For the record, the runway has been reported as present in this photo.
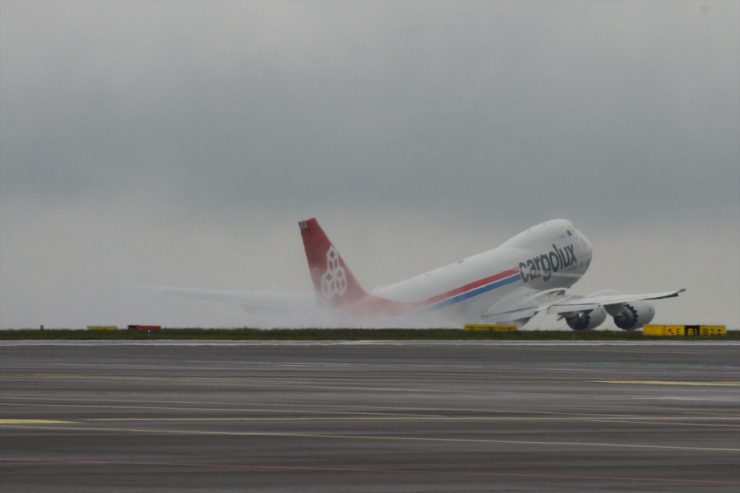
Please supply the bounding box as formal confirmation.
[2,341,739,492]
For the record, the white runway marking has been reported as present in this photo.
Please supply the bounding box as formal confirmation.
[80,416,740,427]
[0,401,440,417]
[596,380,740,387]
[2,423,739,454]
[0,419,73,424]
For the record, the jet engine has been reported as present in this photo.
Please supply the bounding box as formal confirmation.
[607,301,655,330]
[563,306,607,331]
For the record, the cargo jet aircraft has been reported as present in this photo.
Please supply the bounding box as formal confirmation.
[297,218,684,330]
[152,218,684,330]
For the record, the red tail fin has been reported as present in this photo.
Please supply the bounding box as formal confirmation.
[299,218,368,307]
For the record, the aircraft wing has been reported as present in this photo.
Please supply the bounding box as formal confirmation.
[481,288,571,323]
[545,288,686,314]
[483,288,685,323]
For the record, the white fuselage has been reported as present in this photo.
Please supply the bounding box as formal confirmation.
[373,219,593,321]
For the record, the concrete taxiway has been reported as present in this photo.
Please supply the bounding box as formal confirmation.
[1,341,739,492]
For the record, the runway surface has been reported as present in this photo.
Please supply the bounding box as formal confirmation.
[2,341,740,492]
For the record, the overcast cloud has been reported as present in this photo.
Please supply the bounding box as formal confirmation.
[1,1,738,328]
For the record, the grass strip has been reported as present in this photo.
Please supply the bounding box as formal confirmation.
[1,328,738,341]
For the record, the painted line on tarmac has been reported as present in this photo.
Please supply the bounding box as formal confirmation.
[5,405,740,425]
[81,415,740,423]
[120,427,740,453]
[596,380,740,387]
[3,424,739,454]
[81,416,740,430]
[0,402,444,418]
[10,395,740,418]
[0,419,74,424]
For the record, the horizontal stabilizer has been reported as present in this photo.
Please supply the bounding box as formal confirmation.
[122,284,315,310]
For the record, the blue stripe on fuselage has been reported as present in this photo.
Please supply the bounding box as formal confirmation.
[419,273,522,312]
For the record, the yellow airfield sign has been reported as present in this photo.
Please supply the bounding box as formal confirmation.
[643,324,726,337]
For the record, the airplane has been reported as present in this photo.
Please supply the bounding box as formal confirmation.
[297,217,684,330]
[146,218,684,330]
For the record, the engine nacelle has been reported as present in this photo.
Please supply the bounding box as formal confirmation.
[606,301,655,330]
[564,306,607,331]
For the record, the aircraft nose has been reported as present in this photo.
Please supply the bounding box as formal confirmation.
[580,230,592,253]
[577,230,593,270]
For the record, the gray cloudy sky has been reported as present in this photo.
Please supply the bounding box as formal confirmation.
[1,1,738,329]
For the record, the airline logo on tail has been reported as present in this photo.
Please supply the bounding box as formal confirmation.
[300,217,369,308]
[320,247,347,299]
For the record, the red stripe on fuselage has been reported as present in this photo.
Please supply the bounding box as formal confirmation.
[346,267,521,317]
[421,267,521,306]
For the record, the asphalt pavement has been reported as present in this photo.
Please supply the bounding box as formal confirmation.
[1,340,739,492]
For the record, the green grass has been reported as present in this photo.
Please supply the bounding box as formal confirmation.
[1,328,738,341]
